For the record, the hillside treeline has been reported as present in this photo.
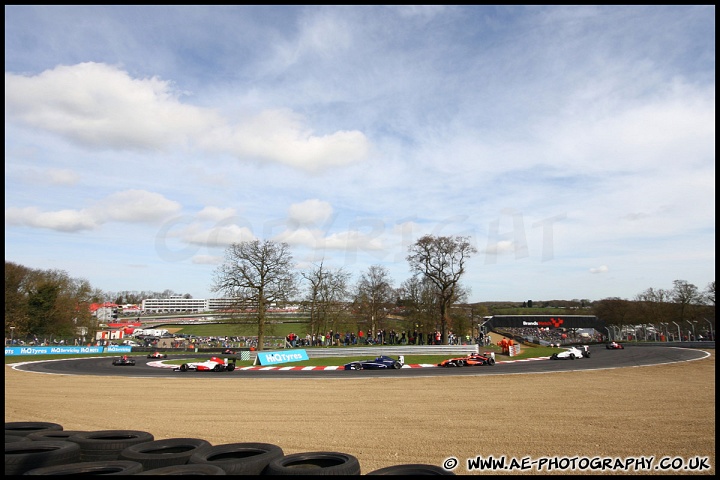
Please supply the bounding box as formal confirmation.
[4,261,714,343]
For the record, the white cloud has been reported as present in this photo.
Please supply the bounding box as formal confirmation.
[5,206,98,232]
[287,199,334,225]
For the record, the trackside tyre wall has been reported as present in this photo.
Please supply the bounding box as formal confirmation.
[5,440,81,475]
[67,430,154,462]
[264,451,361,475]
[5,435,32,443]
[119,437,212,469]
[4,421,64,437]
[27,430,88,441]
[22,460,144,475]
[142,463,228,475]
[188,442,284,474]
[366,463,456,475]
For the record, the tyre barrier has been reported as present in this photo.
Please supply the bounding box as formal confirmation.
[5,440,82,475]
[119,437,212,470]
[4,421,64,437]
[7,422,456,474]
[142,463,228,475]
[66,430,155,462]
[188,442,285,474]
[264,451,362,475]
[22,460,145,475]
[366,463,456,475]
[27,430,89,441]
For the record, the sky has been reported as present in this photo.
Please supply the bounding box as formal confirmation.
[4,5,715,303]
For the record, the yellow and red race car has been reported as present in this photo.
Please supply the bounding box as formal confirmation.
[437,352,495,367]
[147,351,168,359]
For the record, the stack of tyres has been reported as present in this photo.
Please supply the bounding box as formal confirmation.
[66,430,155,462]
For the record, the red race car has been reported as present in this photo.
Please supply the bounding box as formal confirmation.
[438,352,496,367]
[147,351,168,359]
[175,356,236,372]
[606,341,624,350]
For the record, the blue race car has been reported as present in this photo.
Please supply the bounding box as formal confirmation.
[344,355,403,370]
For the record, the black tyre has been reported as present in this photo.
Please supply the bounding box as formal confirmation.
[180,364,189,372]
[5,434,32,443]
[264,451,361,475]
[27,430,88,441]
[119,437,212,469]
[226,363,236,372]
[585,351,591,358]
[5,421,63,437]
[569,353,575,360]
[487,357,495,366]
[367,463,456,475]
[550,354,558,360]
[5,440,81,475]
[392,362,402,369]
[22,460,144,475]
[142,463,228,475]
[67,430,154,462]
[188,442,284,475]
[213,364,223,372]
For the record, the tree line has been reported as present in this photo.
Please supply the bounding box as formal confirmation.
[5,235,715,348]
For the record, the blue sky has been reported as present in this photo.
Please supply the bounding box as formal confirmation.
[5,5,715,302]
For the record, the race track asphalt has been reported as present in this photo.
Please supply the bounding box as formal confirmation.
[8,345,709,379]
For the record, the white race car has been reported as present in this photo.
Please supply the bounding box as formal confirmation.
[550,345,590,360]
[175,356,236,372]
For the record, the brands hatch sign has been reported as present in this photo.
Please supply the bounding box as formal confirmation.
[486,315,605,330]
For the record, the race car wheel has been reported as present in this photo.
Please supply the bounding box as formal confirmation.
[584,352,591,358]
[366,463,456,475]
[569,353,576,360]
[550,354,558,360]
[180,364,189,372]
[392,362,402,369]
[5,440,82,475]
[213,364,223,372]
[264,451,361,475]
[119,437,212,469]
[67,430,154,462]
[189,442,284,475]
[22,460,144,475]
[226,363,236,372]
[5,421,64,437]
[487,358,495,366]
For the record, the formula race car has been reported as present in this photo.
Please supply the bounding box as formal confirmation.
[147,351,168,359]
[344,355,404,370]
[175,356,236,372]
[438,352,496,367]
[550,345,590,360]
[606,341,624,350]
[112,355,136,366]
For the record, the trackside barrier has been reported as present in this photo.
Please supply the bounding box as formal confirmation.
[247,345,480,363]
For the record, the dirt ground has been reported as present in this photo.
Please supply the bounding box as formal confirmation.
[4,350,715,475]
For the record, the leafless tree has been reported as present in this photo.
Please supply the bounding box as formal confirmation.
[353,265,395,339]
[301,261,350,340]
[406,235,476,344]
[211,240,298,350]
